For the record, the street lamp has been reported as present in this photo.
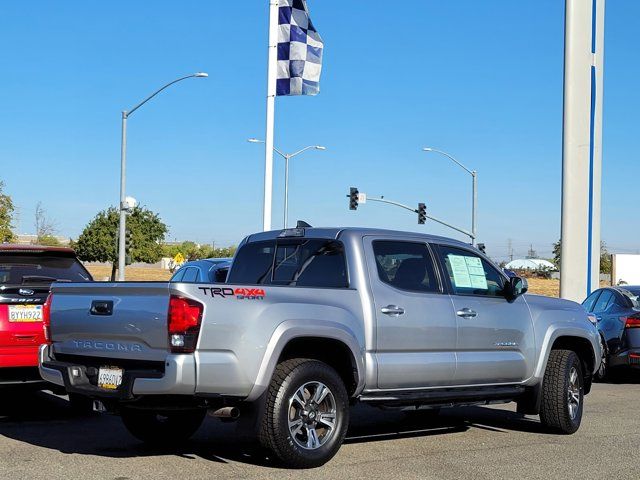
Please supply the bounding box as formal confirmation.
[248,139,325,228]
[422,147,477,244]
[118,72,208,281]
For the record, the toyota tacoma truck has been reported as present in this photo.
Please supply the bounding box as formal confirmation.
[0,244,92,389]
[39,227,600,468]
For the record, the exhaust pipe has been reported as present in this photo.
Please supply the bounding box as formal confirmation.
[209,406,240,419]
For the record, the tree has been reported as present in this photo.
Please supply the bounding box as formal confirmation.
[75,206,168,280]
[600,241,612,275]
[161,242,237,261]
[0,181,15,242]
[553,238,611,274]
[34,201,57,243]
[552,239,561,269]
[38,235,61,246]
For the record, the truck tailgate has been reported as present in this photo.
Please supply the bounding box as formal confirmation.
[50,282,171,362]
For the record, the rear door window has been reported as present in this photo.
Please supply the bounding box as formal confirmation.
[227,239,348,288]
[181,267,199,283]
[372,241,439,293]
[171,268,185,282]
[593,290,613,313]
[582,290,601,312]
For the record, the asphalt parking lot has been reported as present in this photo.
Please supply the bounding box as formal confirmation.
[1,374,638,480]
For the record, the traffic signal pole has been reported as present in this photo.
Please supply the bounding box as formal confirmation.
[348,188,475,243]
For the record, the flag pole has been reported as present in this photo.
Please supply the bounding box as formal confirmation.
[262,1,279,231]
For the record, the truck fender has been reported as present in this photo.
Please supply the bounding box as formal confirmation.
[244,319,365,402]
[532,326,600,381]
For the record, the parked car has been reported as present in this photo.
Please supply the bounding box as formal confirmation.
[0,244,92,389]
[581,286,640,379]
[170,258,232,284]
[40,227,599,468]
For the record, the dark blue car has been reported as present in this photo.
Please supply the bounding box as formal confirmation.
[170,258,232,284]
[582,286,640,379]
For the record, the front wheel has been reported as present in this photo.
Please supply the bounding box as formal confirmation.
[121,408,206,445]
[539,349,584,434]
[259,359,349,468]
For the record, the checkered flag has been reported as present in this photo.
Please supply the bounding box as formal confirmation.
[276,0,323,96]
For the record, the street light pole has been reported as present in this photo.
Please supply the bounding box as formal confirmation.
[283,153,291,228]
[118,111,128,281]
[423,147,478,245]
[117,72,208,281]
[248,139,325,228]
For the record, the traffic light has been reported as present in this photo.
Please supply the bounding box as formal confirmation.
[349,187,359,210]
[417,203,426,224]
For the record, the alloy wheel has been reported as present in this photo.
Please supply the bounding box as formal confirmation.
[567,366,581,419]
[287,381,337,450]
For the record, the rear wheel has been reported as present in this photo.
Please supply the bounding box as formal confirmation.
[258,359,349,468]
[121,408,206,445]
[539,349,584,434]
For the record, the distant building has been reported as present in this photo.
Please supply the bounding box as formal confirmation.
[505,258,556,271]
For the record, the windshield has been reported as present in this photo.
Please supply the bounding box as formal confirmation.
[0,254,91,285]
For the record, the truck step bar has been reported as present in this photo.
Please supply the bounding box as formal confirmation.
[359,385,526,406]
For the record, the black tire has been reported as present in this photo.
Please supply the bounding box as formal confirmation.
[121,408,206,445]
[258,359,349,468]
[594,335,608,382]
[539,349,584,434]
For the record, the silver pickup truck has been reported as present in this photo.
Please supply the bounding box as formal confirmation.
[39,227,600,468]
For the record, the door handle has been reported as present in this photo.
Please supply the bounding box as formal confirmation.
[596,316,602,321]
[381,305,405,316]
[456,308,477,318]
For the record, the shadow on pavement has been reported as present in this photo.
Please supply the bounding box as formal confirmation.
[0,391,548,468]
[600,368,640,385]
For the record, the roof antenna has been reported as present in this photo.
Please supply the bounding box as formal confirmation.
[296,220,312,228]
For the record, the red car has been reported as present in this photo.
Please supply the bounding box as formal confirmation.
[0,244,92,389]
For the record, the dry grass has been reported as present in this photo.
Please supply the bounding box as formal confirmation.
[525,278,560,297]
[86,265,172,282]
[85,265,588,298]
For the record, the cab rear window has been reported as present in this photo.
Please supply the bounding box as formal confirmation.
[0,254,91,285]
[227,239,348,288]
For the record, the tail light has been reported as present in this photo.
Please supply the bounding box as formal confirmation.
[168,296,203,353]
[623,315,640,329]
[43,293,53,344]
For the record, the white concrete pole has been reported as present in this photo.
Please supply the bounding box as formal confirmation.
[560,0,605,302]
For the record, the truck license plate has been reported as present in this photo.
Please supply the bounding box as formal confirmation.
[97,367,123,390]
[8,305,43,322]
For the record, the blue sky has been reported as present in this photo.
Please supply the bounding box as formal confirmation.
[0,1,638,261]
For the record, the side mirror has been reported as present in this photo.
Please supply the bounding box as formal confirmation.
[506,276,528,302]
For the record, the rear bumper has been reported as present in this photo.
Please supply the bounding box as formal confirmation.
[38,344,197,399]
[0,345,39,368]
[0,366,46,388]
[609,349,640,369]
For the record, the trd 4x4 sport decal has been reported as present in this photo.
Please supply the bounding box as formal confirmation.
[198,287,266,300]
